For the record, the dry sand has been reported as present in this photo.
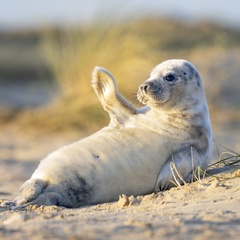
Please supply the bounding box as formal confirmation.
[0,126,240,240]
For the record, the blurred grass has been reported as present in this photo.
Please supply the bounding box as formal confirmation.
[1,17,240,133]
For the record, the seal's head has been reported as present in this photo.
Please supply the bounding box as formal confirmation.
[137,59,204,112]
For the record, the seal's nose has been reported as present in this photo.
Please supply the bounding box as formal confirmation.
[140,83,150,94]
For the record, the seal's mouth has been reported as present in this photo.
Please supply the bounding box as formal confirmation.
[137,83,151,104]
[137,82,166,105]
[137,90,148,105]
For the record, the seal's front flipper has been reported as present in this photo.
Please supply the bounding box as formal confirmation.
[155,147,203,191]
[91,66,118,110]
[92,67,137,127]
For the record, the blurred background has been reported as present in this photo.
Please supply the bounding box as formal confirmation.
[0,0,240,161]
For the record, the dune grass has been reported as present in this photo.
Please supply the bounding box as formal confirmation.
[29,19,156,132]
[209,145,240,168]
[6,17,239,133]
[168,143,240,190]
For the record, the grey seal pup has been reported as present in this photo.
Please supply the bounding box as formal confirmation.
[6,59,212,208]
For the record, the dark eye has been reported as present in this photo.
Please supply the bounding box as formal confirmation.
[164,74,175,82]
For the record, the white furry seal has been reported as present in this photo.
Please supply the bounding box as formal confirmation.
[7,59,212,208]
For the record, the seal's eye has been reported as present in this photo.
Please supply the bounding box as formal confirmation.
[164,74,175,82]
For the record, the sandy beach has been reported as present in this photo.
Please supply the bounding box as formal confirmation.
[0,124,239,240]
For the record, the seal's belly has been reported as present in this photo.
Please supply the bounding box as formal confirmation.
[32,127,174,203]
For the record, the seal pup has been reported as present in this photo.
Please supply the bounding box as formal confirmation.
[5,59,212,208]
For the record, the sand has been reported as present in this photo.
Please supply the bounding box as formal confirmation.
[0,126,240,240]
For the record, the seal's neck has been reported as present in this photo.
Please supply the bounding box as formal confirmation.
[144,103,209,140]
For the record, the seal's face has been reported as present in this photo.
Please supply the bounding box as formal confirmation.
[137,59,202,109]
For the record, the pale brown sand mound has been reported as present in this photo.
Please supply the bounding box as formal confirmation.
[0,167,240,239]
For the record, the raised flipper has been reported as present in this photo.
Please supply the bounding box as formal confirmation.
[92,67,137,128]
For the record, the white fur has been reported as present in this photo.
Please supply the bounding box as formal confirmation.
[7,59,211,208]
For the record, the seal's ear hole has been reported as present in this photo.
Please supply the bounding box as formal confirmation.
[182,71,187,76]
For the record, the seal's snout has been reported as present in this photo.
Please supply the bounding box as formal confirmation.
[140,83,150,94]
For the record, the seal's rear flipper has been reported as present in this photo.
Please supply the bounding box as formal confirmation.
[12,192,63,210]
[2,179,65,209]
[0,178,46,209]
[14,178,46,206]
